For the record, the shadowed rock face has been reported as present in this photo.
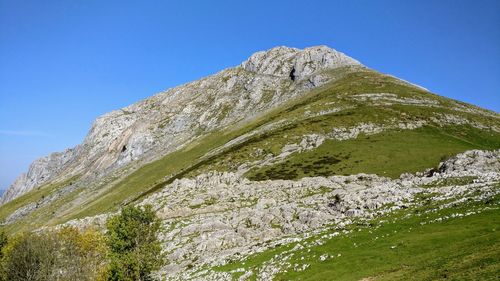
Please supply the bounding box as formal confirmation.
[1,45,362,205]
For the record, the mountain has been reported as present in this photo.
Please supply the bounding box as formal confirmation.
[0,46,361,205]
[1,46,499,280]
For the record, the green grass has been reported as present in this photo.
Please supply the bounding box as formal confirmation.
[279,202,499,280]
[280,196,500,281]
[246,125,500,180]
[0,175,79,223]
[214,192,500,281]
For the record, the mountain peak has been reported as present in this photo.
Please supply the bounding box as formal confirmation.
[241,45,361,79]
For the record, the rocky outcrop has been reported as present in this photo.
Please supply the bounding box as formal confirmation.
[241,45,360,79]
[1,46,363,205]
[55,149,500,280]
[438,149,499,174]
[143,150,500,279]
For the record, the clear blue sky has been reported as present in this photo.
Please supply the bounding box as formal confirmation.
[1,0,499,189]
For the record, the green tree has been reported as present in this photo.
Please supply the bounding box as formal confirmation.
[106,205,164,281]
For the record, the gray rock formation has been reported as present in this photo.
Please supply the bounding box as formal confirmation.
[241,45,359,79]
[1,46,362,205]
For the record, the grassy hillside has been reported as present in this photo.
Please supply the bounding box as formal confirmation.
[181,70,500,179]
[0,175,79,228]
[1,67,499,234]
[214,185,500,281]
[246,125,500,180]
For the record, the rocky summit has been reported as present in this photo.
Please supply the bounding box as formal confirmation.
[1,45,499,280]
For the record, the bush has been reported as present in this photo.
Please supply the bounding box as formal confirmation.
[106,205,164,281]
[0,231,7,260]
[0,227,108,281]
[0,205,164,281]
[1,231,58,281]
[55,227,109,281]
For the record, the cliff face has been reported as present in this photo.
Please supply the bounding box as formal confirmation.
[1,46,361,205]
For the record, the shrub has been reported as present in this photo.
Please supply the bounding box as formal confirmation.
[0,205,164,281]
[0,227,108,281]
[106,205,164,281]
[55,227,109,281]
[1,232,58,281]
[0,231,7,260]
